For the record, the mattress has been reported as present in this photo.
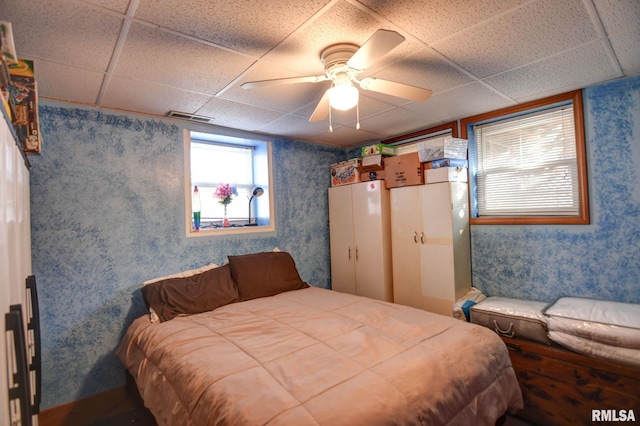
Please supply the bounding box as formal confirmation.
[470,297,550,345]
[117,286,523,425]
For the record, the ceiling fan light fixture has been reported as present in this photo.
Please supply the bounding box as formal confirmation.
[328,83,359,111]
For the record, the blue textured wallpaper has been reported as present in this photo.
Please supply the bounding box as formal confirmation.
[30,102,344,409]
[470,75,640,303]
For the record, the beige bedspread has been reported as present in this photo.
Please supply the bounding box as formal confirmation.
[117,286,523,425]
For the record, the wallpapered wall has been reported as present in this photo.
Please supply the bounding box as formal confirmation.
[30,102,344,409]
[471,75,640,303]
[29,75,639,410]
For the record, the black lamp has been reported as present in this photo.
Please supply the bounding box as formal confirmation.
[246,187,264,226]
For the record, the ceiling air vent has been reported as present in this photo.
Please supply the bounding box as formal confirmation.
[167,110,214,123]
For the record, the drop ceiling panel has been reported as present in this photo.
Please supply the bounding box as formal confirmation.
[358,0,529,45]
[2,0,121,71]
[485,42,622,102]
[593,0,640,37]
[102,77,213,116]
[610,31,640,75]
[32,61,105,105]
[196,97,285,132]
[84,0,131,14]
[432,0,599,78]
[134,0,329,58]
[113,23,255,95]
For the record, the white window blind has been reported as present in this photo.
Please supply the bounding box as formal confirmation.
[475,105,578,216]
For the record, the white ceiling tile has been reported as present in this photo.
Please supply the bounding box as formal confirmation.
[610,30,640,76]
[433,0,599,78]
[485,42,622,102]
[593,0,640,37]
[113,23,255,95]
[404,82,515,123]
[1,0,122,71]
[32,61,104,105]
[196,97,284,132]
[83,0,131,14]
[134,0,329,57]
[102,77,212,116]
[359,0,529,44]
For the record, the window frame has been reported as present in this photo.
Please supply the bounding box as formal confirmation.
[461,90,589,225]
[183,129,275,237]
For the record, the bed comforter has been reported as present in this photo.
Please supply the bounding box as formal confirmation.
[117,286,522,425]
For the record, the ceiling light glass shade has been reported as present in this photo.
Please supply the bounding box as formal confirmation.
[329,83,359,111]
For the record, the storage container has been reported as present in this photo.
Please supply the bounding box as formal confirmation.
[417,136,467,162]
[470,297,550,344]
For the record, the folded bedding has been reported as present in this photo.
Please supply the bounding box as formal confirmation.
[544,297,640,349]
[118,286,523,425]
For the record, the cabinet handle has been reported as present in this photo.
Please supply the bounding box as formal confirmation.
[413,231,418,243]
[420,232,425,244]
[355,246,359,261]
[348,247,351,260]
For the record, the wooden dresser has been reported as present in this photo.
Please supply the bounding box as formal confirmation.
[501,336,640,425]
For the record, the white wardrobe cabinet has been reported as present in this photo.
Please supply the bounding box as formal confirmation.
[390,182,471,316]
[328,181,393,302]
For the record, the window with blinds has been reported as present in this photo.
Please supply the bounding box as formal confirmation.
[461,90,589,225]
[475,105,578,216]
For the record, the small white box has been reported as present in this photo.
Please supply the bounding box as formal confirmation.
[417,136,468,162]
[424,167,468,184]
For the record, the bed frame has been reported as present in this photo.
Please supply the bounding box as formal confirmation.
[501,336,640,425]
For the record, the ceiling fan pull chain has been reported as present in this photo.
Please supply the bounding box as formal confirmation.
[356,102,361,130]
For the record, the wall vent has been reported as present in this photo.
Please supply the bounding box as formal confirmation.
[167,110,214,123]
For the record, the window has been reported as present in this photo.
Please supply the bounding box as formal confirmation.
[184,130,274,235]
[461,90,589,225]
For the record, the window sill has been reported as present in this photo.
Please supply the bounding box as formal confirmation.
[187,224,275,237]
[470,215,590,225]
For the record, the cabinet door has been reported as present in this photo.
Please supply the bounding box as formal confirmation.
[328,185,356,294]
[420,183,456,303]
[390,186,423,308]
[351,181,388,301]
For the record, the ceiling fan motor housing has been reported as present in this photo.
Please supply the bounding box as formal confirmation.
[321,44,359,78]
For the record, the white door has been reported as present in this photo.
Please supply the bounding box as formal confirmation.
[328,185,356,294]
[390,186,423,308]
[352,181,387,301]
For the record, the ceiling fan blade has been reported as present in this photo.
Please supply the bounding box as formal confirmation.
[309,90,331,122]
[242,75,328,89]
[359,77,432,102]
[347,30,405,71]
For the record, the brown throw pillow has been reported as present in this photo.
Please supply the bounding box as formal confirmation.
[227,251,309,301]
[141,264,239,322]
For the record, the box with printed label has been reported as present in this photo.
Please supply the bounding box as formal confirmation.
[417,136,467,162]
[330,159,361,186]
[8,58,41,153]
[384,153,423,189]
[424,158,468,169]
[361,143,397,157]
[424,166,468,184]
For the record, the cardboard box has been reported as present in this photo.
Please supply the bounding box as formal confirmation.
[417,136,467,162]
[361,143,397,157]
[357,154,384,173]
[384,153,424,189]
[424,166,468,184]
[424,158,468,169]
[360,170,385,182]
[8,59,41,153]
[330,158,361,186]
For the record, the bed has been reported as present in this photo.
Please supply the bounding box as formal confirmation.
[117,251,523,425]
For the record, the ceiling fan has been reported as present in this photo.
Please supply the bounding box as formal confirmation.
[241,29,432,129]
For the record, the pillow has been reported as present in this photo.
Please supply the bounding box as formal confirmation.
[143,263,219,322]
[227,251,309,301]
[141,264,239,322]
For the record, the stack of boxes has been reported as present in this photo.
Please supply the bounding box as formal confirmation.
[418,136,468,184]
[329,136,468,188]
[329,143,397,187]
[1,21,42,153]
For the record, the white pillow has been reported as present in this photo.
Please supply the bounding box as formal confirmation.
[142,263,219,322]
